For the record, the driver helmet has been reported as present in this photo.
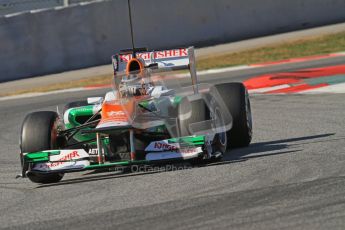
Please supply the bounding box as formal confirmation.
[118,73,154,97]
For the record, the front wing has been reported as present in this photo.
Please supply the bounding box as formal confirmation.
[22,136,205,176]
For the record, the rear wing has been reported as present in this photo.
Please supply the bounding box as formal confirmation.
[111,47,198,93]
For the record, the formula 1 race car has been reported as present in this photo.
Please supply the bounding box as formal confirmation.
[19,47,252,184]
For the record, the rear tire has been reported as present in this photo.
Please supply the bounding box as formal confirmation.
[20,111,65,184]
[213,83,252,148]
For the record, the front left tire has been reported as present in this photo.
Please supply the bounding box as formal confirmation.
[20,111,65,184]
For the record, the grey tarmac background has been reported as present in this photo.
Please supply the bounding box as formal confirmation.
[1,56,345,229]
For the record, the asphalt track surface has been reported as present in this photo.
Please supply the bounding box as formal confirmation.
[1,57,345,230]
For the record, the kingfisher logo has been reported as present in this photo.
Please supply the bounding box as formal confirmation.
[119,49,188,62]
[145,140,186,152]
[150,142,179,151]
[47,151,80,168]
[33,150,90,171]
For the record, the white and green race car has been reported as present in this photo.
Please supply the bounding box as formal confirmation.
[19,47,252,184]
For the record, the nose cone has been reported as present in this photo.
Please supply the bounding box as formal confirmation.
[97,101,133,129]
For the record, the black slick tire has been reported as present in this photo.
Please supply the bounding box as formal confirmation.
[213,83,252,148]
[20,111,64,184]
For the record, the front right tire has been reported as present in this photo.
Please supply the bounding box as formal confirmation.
[177,96,227,164]
[213,83,252,148]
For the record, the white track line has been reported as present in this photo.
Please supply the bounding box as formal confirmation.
[174,65,253,78]
[0,88,85,101]
[299,83,345,94]
[198,65,254,75]
[249,83,345,95]
[248,84,291,93]
[1,65,256,101]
